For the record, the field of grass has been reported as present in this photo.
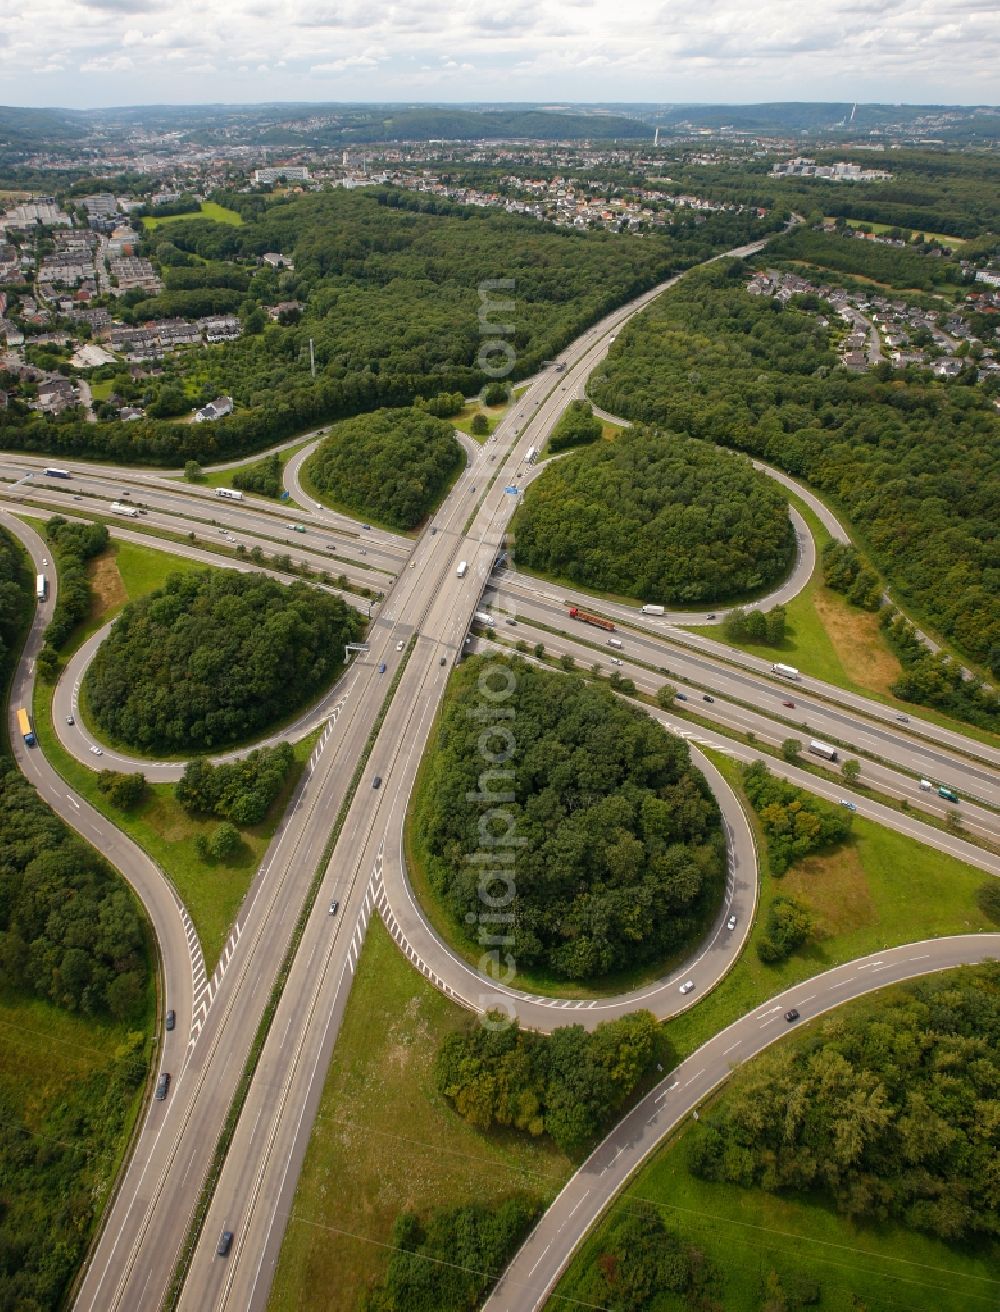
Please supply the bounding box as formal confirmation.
[141,200,243,230]
[663,750,991,1062]
[267,919,573,1312]
[451,398,509,442]
[32,673,317,968]
[831,216,967,249]
[32,536,319,965]
[0,989,156,1308]
[557,1081,998,1312]
[201,439,315,492]
[90,377,115,402]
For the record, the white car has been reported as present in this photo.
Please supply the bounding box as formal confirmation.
[396,640,405,651]
[89,744,103,756]
[610,657,623,666]
[679,980,695,995]
[727,914,737,931]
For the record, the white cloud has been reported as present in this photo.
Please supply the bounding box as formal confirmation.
[0,0,995,104]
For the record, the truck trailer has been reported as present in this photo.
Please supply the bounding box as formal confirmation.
[568,606,615,632]
[808,739,838,762]
[35,574,47,602]
[641,604,665,616]
[216,487,245,501]
[772,662,800,680]
[16,708,34,746]
[473,611,496,628]
[110,501,140,518]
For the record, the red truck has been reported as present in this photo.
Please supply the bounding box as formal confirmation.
[568,606,615,632]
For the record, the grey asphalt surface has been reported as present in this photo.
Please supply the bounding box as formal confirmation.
[487,579,1000,796]
[476,611,1000,854]
[483,933,1000,1312]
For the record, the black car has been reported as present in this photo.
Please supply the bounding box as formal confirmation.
[372,775,382,789]
[675,692,687,701]
[703,694,715,703]
[784,1008,800,1023]
[217,1230,233,1258]
[155,1072,170,1100]
[165,1009,175,1032]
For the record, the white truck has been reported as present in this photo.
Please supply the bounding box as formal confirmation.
[808,739,838,762]
[110,501,140,518]
[456,561,468,578]
[525,445,537,464]
[473,611,496,628]
[772,662,800,680]
[642,604,665,616]
[216,487,244,501]
[35,573,47,601]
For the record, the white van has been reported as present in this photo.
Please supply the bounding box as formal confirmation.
[456,561,468,578]
[608,637,623,649]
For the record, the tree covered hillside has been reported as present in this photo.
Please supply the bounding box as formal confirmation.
[589,262,1000,674]
[413,656,724,981]
[304,407,463,530]
[84,570,362,752]
[514,428,794,605]
[0,189,775,467]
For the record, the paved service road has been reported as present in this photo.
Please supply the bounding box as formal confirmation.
[483,933,1000,1312]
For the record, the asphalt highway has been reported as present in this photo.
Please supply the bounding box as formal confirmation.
[1,227,993,1312]
[483,933,1000,1312]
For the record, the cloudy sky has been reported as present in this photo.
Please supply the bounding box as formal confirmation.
[2,0,998,109]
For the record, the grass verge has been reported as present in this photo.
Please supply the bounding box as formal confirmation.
[32,673,318,970]
[663,749,992,1062]
[200,438,316,492]
[267,918,573,1312]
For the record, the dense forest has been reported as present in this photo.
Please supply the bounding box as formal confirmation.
[0,764,148,1017]
[0,528,151,1309]
[84,570,362,752]
[741,761,853,876]
[569,1204,723,1312]
[437,1011,659,1151]
[637,148,1000,239]
[765,226,964,291]
[514,428,795,605]
[413,657,724,981]
[688,964,1000,1244]
[0,527,29,683]
[42,516,109,652]
[547,399,603,453]
[589,262,1000,676]
[175,743,294,825]
[0,189,774,466]
[304,408,463,530]
[362,1196,539,1312]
